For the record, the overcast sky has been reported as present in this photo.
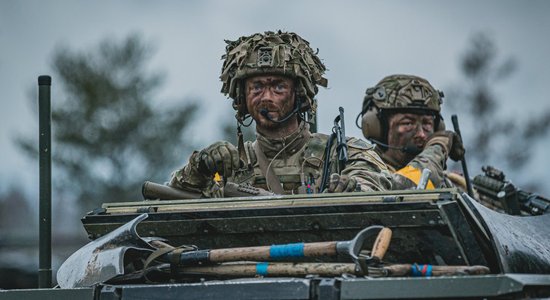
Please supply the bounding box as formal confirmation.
[1,0,550,201]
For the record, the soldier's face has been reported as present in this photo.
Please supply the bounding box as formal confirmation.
[245,75,295,129]
[386,113,435,163]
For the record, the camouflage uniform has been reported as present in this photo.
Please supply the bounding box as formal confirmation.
[170,122,392,195]
[169,31,392,195]
[358,74,464,190]
[378,143,450,189]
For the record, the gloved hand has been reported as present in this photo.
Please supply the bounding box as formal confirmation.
[425,131,465,161]
[196,141,241,178]
[326,173,358,193]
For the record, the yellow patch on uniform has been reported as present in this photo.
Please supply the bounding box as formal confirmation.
[396,165,435,189]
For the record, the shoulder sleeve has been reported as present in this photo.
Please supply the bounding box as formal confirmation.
[346,137,374,150]
[346,137,387,172]
[339,137,392,191]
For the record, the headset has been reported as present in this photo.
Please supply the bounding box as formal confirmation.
[357,99,445,154]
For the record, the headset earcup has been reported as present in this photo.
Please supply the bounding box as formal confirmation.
[436,117,445,132]
[361,106,382,141]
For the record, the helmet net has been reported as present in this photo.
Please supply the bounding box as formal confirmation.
[220,30,328,122]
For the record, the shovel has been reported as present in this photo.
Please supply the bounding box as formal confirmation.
[57,213,154,288]
[57,213,390,288]
[164,226,392,267]
[114,227,392,283]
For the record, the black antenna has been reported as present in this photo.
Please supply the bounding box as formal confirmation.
[38,75,52,288]
[451,114,474,197]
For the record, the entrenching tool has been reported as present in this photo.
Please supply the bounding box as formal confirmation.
[132,227,392,281]
[163,226,392,268]
[57,214,154,288]
[150,227,487,278]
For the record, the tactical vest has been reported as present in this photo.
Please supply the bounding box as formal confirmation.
[232,133,329,194]
[232,132,384,194]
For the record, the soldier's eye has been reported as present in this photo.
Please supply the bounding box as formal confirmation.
[399,121,415,131]
[274,83,288,92]
[422,119,435,131]
[422,123,434,132]
[251,83,264,93]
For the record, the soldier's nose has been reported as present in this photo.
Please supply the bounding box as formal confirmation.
[259,98,274,107]
[414,127,429,139]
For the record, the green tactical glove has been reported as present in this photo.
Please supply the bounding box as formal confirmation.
[425,130,465,161]
[326,173,358,193]
[196,141,241,178]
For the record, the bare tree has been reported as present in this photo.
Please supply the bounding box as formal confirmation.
[448,32,550,192]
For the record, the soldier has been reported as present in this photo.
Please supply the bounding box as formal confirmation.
[169,31,392,196]
[357,74,465,189]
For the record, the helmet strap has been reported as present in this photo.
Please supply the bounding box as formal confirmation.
[294,94,303,121]
[377,108,390,150]
[237,114,254,127]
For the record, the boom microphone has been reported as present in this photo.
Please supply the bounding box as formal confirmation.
[369,138,422,155]
[260,105,300,124]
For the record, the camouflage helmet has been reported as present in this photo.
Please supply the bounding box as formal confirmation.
[220,30,328,122]
[360,74,445,143]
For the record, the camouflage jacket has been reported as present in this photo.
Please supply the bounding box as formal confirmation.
[376,144,451,189]
[170,122,392,195]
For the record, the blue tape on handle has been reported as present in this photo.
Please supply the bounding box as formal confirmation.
[411,264,432,277]
[269,243,305,259]
[256,262,269,276]
[411,264,421,277]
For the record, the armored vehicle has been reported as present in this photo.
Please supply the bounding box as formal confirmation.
[1,76,549,300]
[2,187,550,299]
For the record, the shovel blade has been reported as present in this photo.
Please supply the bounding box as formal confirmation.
[57,213,152,288]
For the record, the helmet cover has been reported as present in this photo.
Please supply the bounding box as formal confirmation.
[361,74,445,142]
[220,30,328,121]
[362,74,443,114]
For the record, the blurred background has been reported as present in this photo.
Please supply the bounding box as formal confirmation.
[1,0,549,288]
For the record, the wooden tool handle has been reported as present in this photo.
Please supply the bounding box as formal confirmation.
[177,262,490,278]
[180,262,357,277]
[209,241,338,263]
[386,264,490,276]
[371,227,392,260]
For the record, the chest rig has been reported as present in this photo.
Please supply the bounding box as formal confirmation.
[233,133,330,195]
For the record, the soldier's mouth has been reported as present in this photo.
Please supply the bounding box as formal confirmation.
[258,107,279,117]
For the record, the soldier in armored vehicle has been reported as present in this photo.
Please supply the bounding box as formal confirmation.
[169,31,393,196]
[357,74,465,190]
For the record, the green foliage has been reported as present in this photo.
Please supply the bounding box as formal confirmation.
[16,34,198,210]
[449,33,516,162]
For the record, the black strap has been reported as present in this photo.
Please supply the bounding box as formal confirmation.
[357,256,370,276]
[143,246,174,283]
